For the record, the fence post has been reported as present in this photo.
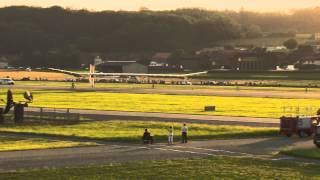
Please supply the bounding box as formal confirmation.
[296,106,300,117]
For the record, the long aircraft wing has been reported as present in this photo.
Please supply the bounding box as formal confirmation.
[48,68,208,78]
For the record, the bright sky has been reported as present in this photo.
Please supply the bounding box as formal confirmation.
[0,0,319,12]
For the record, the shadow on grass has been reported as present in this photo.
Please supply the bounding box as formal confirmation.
[0,130,279,145]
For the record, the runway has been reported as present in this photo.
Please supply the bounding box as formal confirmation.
[0,133,316,172]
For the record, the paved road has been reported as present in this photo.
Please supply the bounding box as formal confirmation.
[26,107,279,127]
[5,85,320,99]
[0,133,317,172]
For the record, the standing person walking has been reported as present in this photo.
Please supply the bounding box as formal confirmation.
[181,123,188,143]
[168,126,174,145]
[71,82,76,89]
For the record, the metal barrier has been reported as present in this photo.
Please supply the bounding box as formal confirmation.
[24,107,80,122]
[282,106,320,118]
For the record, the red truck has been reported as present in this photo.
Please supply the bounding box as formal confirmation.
[280,116,319,137]
[314,125,320,148]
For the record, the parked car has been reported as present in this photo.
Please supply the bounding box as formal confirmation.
[0,78,15,85]
[20,77,31,81]
[127,76,139,83]
[180,81,192,85]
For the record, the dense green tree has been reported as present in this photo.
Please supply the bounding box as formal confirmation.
[243,25,262,38]
[0,6,320,68]
[283,39,298,50]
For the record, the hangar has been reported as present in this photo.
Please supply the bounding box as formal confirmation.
[96,61,148,73]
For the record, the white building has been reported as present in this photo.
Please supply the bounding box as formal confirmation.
[302,60,320,66]
[276,65,296,71]
[150,52,171,67]
[266,46,289,53]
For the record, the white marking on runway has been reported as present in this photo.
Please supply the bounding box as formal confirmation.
[154,147,214,156]
[172,145,254,156]
[271,157,294,161]
[111,145,130,148]
[150,144,255,157]
[109,144,299,163]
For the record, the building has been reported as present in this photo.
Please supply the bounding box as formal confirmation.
[237,56,264,71]
[0,62,8,69]
[301,57,320,66]
[302,60,320,66]
[96,61,148,73]
[205,50,244,69]
[276,65,296,71]
[150,52,171,67]
[196,47,225,55]
[0,56,8,69]
[148,66,182,73]
[266,46,289,53]
[179,56,212,72]
[123,63,148,73]
[296,55,320,70]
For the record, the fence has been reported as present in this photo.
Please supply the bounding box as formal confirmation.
[24,107,80,122]
[282,106,320,117]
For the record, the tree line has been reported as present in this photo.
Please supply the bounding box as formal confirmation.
[0,6,319,67]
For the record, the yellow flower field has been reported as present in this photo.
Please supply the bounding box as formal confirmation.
[4,90,318,118]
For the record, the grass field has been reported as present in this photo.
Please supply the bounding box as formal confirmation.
[14,80,320,90]
[0,120,278,143]
[204,71,320,81]
[1,156,319,179]
[0,135,95,151]
[3,89,320,118]
[281,148,320,160]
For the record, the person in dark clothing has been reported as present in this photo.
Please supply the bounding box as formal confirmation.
[4,89,14,114]
[71,82,76,89]
[142,129,153,144]
[181,123,188,143]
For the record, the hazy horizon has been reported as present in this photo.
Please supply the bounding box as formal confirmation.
[0,0,319,12]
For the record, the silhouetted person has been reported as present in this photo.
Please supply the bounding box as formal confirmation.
[142,129,153,144]
[7,89,13,104]
[181,123,188,143]
[4,89,14,113]
[71,82,75,89]
[168,126,174,144]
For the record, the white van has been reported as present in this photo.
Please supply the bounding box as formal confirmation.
[0,78,15,85]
